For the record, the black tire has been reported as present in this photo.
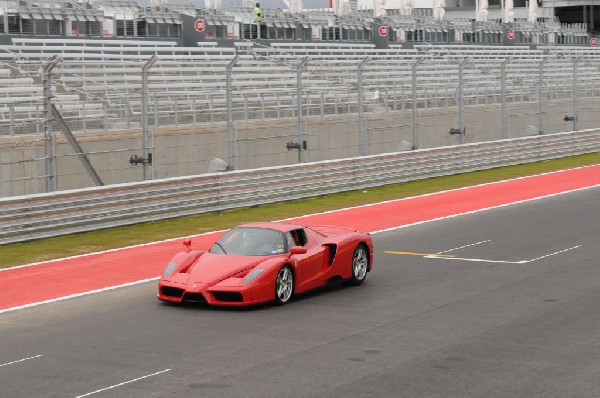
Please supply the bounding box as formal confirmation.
[274,265,295,305]
[348,244,369,286]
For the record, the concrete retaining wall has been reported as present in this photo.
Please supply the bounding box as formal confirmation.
[2,98,599,197]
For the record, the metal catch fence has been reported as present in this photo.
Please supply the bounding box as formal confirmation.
[2,50,600,197]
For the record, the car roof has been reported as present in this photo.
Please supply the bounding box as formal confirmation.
[235,221,304,233]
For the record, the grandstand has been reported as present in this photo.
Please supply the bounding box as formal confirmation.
[1,34,600,139]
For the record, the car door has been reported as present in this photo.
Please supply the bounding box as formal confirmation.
[290,228,328,292]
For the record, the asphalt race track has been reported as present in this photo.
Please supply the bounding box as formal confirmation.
[1,186,599,397]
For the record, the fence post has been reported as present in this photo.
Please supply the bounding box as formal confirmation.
[538,58,548,134]
[296,57,309,163]
[82,104,87,132]
[347,88,351,113]
[357,57,370,156]
[226,55,239,170]
[411,59,423,149]
[501,58,510,139]
[334,93,338,114]
[43,55,60,193]
[125,98,131,129]
[9,104,15,135]
[103,101,108,130]
[153,93,159,128]
[276,93,281,118]
[36,105,40,134]
[320,92,324,117]
[571,58,580,131]
[192,98,197,124]
[457,58,469,145]
[141,54,157,181]
[384,87,389,111]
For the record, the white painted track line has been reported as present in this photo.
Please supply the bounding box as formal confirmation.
[436,240,492,254]
[371,183,600,235]
[75,369,171,397]
[425,245,581,264]
[0,277,160,315]
[523,245,581,263]
[425,256,526,264]
[0,355,42,368]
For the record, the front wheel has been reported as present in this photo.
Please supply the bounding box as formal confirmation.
[349,244,369,286]
[274,265,295,305]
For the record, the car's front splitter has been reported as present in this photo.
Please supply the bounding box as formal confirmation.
[157,279,275,306]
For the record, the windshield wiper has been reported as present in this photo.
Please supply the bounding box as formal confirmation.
[214,242,227,254]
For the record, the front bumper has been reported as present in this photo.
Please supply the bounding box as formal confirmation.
[157,280,274,306]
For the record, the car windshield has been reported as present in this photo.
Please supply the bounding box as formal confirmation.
[209,227,288,256]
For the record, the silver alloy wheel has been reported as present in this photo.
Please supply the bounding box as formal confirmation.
[353,247,368,281]
[276,266,293,303]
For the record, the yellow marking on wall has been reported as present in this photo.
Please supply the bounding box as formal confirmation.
[384,251,456,258]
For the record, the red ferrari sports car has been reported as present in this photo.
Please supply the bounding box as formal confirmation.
[157,221,373,306]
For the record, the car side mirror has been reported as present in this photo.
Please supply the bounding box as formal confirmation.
[183,239,192,252]
[290,246,307,255]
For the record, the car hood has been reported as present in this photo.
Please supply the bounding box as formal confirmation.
[188,253,270,285]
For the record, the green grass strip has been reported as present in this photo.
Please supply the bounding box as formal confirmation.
[1,152,599,269]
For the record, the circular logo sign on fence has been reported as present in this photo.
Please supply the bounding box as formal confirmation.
[379,26,388,37]
[195,19,205,32]
[590,37,598,47]
[507,30,515,40]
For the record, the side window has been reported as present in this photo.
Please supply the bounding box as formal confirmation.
[290,229,307,246]
[285,232,296,251]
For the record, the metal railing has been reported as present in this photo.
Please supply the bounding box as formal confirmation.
[1,128,599,245]
[3,51,600,198]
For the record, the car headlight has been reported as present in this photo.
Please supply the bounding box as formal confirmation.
[163,262,178,278]
[242,268,264,284]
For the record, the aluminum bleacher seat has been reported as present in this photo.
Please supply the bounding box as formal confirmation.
[11,38,178,47]
[1,42,239,62]
[413,44,544,60]
[271,42,376,49]
[538,45,600,58]
[0,32,596,136]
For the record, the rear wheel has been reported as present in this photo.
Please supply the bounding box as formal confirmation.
[349,244,369,286]
[274,265,294,305]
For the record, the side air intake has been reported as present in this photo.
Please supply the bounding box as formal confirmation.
[325,244,337,266]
